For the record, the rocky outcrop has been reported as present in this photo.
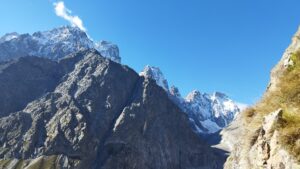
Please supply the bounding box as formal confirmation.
[222,110,300,169]
[269,26,300,91]
[0,49,225,169]
[139,65,169,91]
[222,26,300,169]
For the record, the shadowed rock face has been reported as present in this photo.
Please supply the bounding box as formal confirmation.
[0,49,225,169]
[0,56,64,117]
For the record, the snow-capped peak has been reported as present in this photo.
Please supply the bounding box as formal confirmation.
[184,91,240,133]
[32,25,92,46]
[139,65,169,91]
[185,90,204,102]
[0,26,121,63]
[139,65,241,134]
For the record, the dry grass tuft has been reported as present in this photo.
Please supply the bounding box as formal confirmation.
[240,51,300,162]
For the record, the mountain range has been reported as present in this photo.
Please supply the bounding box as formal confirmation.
[0,26,232,169]
[0,26,241,135]
[2,24,299,169]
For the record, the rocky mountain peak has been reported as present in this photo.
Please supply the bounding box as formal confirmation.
[139,65,241,134]
[185,90,202,101]
[32,25,91,45]
[94,40,121,63]
[139,65,169,91]
[184,90,239,133]
[169,85,181,98]
[0,26,121,63]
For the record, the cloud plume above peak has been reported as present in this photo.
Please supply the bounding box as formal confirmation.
[53,1,86,32]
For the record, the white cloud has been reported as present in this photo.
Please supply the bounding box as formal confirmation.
[53,1,86,32]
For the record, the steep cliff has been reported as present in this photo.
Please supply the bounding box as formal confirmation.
[221,27,300,169]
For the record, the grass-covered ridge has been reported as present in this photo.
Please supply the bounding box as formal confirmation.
[0,156,58,169]
[243,51,300,162]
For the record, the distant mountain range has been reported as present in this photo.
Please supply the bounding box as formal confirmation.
[0,26,120,63]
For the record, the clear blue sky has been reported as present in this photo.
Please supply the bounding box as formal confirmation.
[1,0,300,104]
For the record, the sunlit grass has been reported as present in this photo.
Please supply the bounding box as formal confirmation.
[241,51,300,162]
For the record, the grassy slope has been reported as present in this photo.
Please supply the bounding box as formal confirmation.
[242,51,300,162]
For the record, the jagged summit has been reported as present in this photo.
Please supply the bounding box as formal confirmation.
[139,65,169,91]
[94,40,121,63]
[0,26,121,63]
[170,85,181,98]
[32,26,92,47]
[185,90,208,102]
[184,90,239,133]
[139,65,240,134]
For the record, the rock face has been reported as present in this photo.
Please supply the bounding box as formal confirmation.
[184,91,239,134]
[221,27,300,169]
[140,65,241,134]
[0,26,121,63]
[269,26,300,91]
[222,110,300,169]
[94,41,121,63]
[0,49,225,169]
[139,65,169,91]
[0,57,64,117]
